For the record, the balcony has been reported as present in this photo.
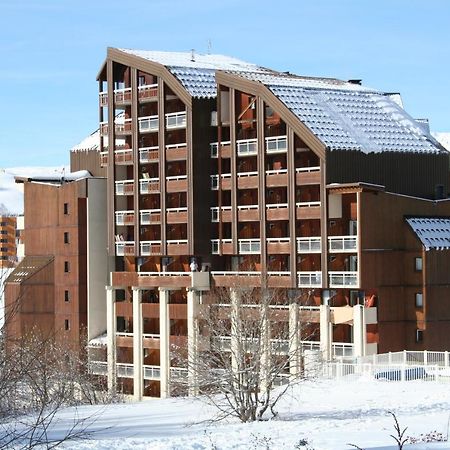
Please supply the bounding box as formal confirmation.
[210,141,231,158]
[167,239,188,255]
[99,92,108,107]
[211,270,261,287]
[297,237,321,253]
[328,236,358,253]
[266,203,289,221]
[237,204,259,221]
[139,115,158,133]
[143,365,160,380]
[329,271,358,288]
[166,175,187,193]
[139,146,159,163]
[237,171,258,189]
[139,178,160,194]
[166,143,187,161]
[115,210,135,226]
[296,166,321,185]
[267,237,290,254]
[115,118,132,135]
[167,207,188,223]
[138,271,209,290]
[100,151,108,166]
[117,363,134,378]
[165,111,186,129]
[265,135,287,153]
[211,239,232,254]
[211,206,232,222]
[114,87,132,105]
[266,169,288,187]
[140,240,162,256]
[88,361,107,375]
[237,138,257,156]
[140,209,161,225]
[116,241,135,256]
[296,201,321,220]
[239,239,260,254]
[100,121,108,136]
[211,173,232,190]
[114,148,133,165]
[115,180,134,196]
[298,271,322,287]
[138,83,158,102]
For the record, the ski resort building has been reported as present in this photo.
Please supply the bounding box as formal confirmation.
[83,47,450,399]
[0,215,17,268]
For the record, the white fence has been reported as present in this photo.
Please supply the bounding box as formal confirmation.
[359,350,450,367]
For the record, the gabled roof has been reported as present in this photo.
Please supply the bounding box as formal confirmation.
[406,218,450,250]
[6,256,54,283]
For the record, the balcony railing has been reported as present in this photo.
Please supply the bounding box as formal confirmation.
[139,146,159,163]
[140,240,162,256]
[239,239,260,254]
[210,141,231,158]
[296,166,320,173]
[115,180,134,196]
[116,363,134,378]
[100,151,108,166]
[165,111,186,129]
[140,209,161,225]
[329,271,358,287]
[266,168,287,175]
[167,207,187,214]
[114,87,132,104]
[297,237,321,253]
[138,83,158,101]
[166,175,187,182]
[139,115,158,133]
[211,239,232,254]
[266,237,290,244]
[88,361,107,375]
[237,138,257,156]
[99,92,108,107]
[298,271,322,287]
[167,239,188,245]
[296,201,321,208]
[115,210,134,226]
[100,121,108,136]
[114,148,133,164]
[237,171,258,178]
[265,135,287,153]
[116,241,135,256]
[139,178,160,194]
[238,204,258,211]
[266,203,288,210]
[143,365,160,380]
[211,173,231,190]
[328,235,358,252]
[115,118,132,134]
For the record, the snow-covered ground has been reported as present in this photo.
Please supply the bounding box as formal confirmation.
[42,378,450,449]
[0,166,68,214]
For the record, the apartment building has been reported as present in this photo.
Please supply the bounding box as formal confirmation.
[0,216,17,268]
[4,171,109,357]
[90,48,449,399]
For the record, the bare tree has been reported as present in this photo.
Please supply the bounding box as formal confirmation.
[171,285,319,422]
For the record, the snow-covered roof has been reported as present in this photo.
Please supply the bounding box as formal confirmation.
[71,129,100,151]
[432,132,450,151]
[88,332,107,347]
[16,169,92,184]
[406,218,450,250]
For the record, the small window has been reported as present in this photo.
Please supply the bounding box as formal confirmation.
[64,261,70,273]
[64,290,70,302]
[416,329,423,343]
[414,257,423,272]
[64,319,70,331]
[63,203,69,215]
[415,293,423,308]
[64,232,69,244]
[138,76,145,86]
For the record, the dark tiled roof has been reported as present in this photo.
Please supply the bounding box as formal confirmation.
[406,218,450,250]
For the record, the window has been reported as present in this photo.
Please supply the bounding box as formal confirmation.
[416,329,423,343]
[414,257,423,272]
[138,76,145,86]
[63,203,69,215]
[64,319,70,331]
[415,293,423,308]
[64,232,69,244]
[322,289,336,306]
[64,261,70,273]
[350,290,365,306]
[64,290,70,302]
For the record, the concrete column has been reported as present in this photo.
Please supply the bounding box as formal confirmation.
[353,304,366,358]
[132,287,143,400]
[106,286,116,394]
[320,304,332,361]
[187,288,200,396]
[159,288,170,398]
[289,300,300,377]
[230,288,241,377]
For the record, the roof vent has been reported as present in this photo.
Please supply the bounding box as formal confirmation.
[191,49,195,62]
[348,79,362,85]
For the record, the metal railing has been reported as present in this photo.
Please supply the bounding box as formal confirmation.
[210,173,231,190]
[115,118,132,134]
[265,135,287,153]
[237,138,258,156]
[295,166,320,173]
[116,363,134,378]
[99,92,108,107]
[115,241,135,256]
[165,111,186,129]
[266,169,287,175]
[210,141,231,158]
[140,209,161,225]
[88,361,107,375]
[239,239,261,254]
[139,115,159,132]
[297,237,321,253]
[296,201,321,208]
[115,210,134,226]
[115,180,134,196]
[329,271,358,287]
[328,235,358,252]
[143,365,160,379]
[138,83,158,100]
[140,240,162,255]
[298,271,322,287]
[139,146,159,163]
[114,87,132,103]
[139,178,160,194]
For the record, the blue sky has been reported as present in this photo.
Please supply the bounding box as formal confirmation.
[1,0,449,167]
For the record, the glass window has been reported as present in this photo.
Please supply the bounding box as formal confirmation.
[64,319,70,331]
[415,257,423,271]
[415,293,423,308]
[64,203,69,215]
[64,290,70,302]
[416,329,423,343]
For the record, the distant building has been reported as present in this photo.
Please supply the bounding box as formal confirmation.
[0,215,17,268]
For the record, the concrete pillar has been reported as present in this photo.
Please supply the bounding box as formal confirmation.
[159,288,170,398]
[187,288,200,396]
[289,300,300,377]
[106,286,116,394]
[230,288,241,377]
[353,304,366,358]
[320,304,332,361]
[132,287,143,400]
